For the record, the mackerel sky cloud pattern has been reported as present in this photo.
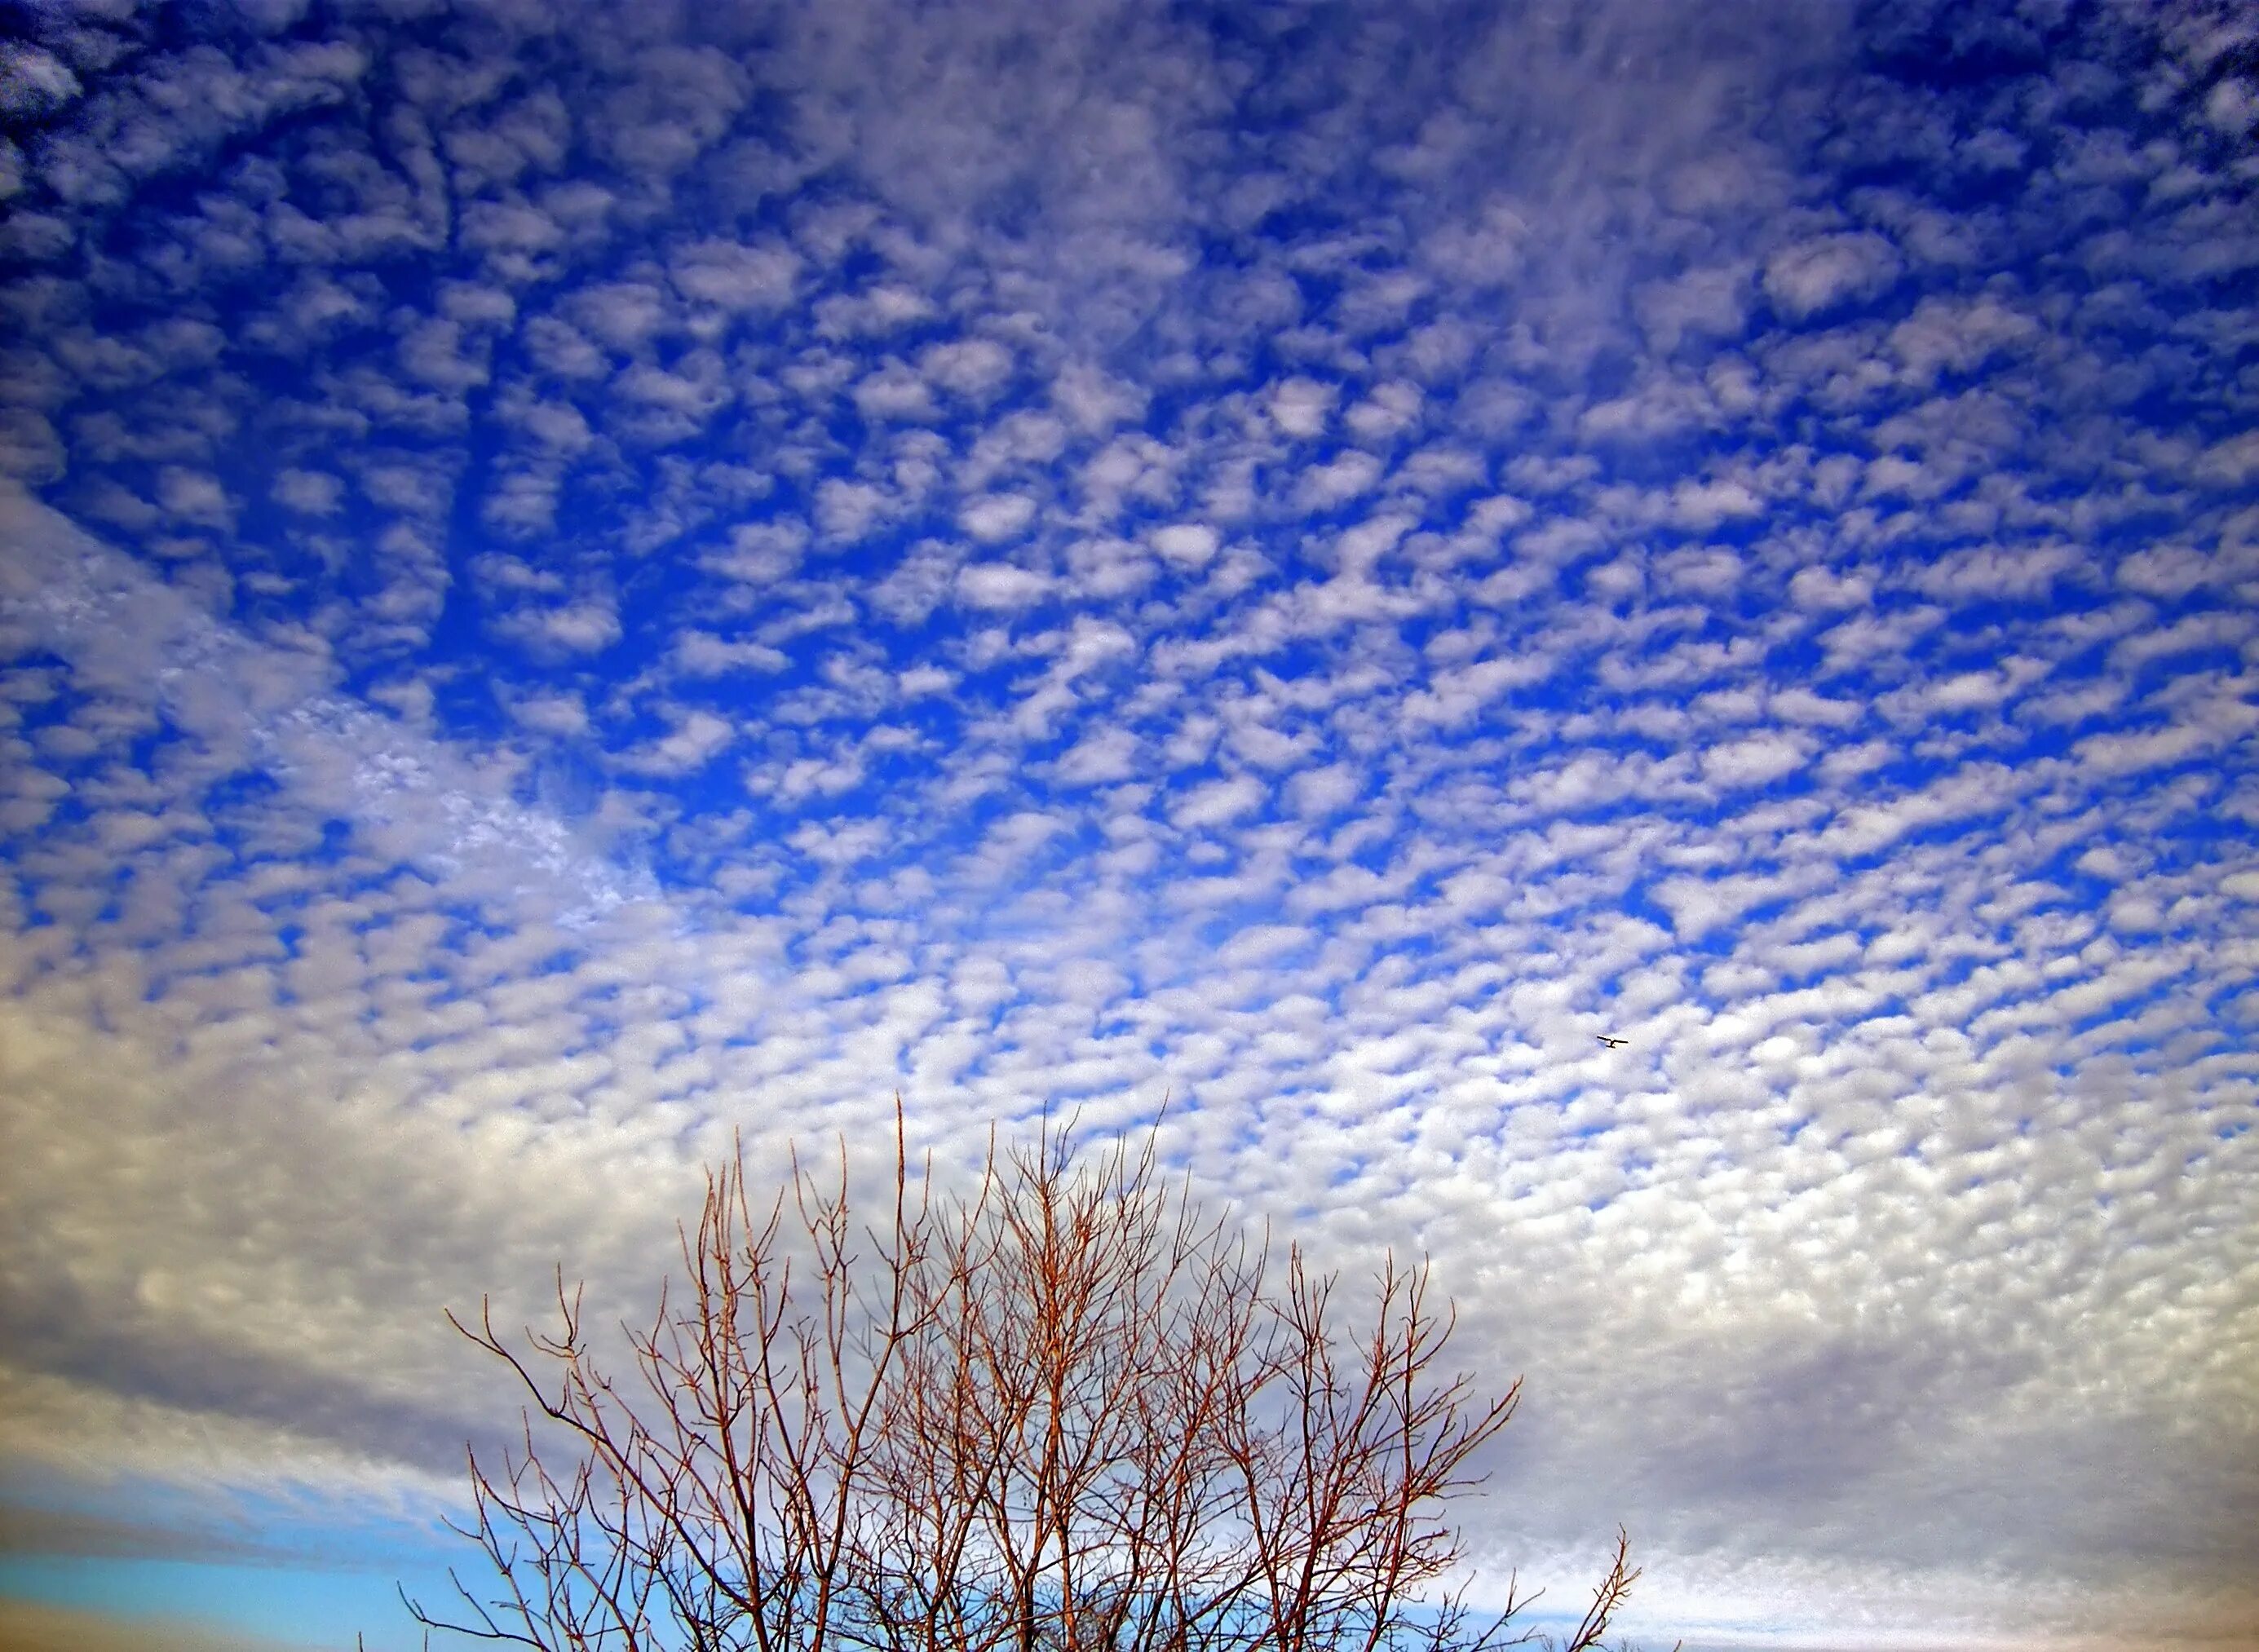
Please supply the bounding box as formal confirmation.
[0,1,2255,1647]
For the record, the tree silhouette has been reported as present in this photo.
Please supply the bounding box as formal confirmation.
[413,1110,1647,1652]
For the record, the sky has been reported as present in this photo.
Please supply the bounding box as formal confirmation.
[0,0,2254,1647]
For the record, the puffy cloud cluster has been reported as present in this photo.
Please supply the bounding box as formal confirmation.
[0,1,2254,1648]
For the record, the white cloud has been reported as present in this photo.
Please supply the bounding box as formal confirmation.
[1788,566,1872,612]
[5,7,2257,1647]
[1054,726,1140,786]
[1345,381,1422,442]
[2114,545,2216,598]
[1149,523,1218,568]
[2072,718,2219,775]
[1169,773,1266,830]
[2194,430,2259,487]
[494,597,623,657]
[957,562,1053,609]
[1700,731,1811,791]
[1886,294,2039,384]
[674,629,791,676]
[960,493,1040,543]
[1285,762,1364,818]
[1267,376,1337,438]
[854,360,941,422]
[1298,450,1385,510]
[816,284,939,338]
[1667,477,1764,530]
[0,41,82,121]
[626,707,736,775]
[270,468,344,515]
[1636,264,1751,352]
[2203,76,2255,135]
[1763,231,1904,320]
[671,239,800,311]
[156,467,235,530]
[922,338,1015,402]
[506,687,590,736]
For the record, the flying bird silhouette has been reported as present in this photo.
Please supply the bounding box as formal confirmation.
[1596,1035,1629,1049]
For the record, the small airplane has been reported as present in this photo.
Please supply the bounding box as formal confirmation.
[1595,1035,1629,1049]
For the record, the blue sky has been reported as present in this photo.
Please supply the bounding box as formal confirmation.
[0,0,2255,1647]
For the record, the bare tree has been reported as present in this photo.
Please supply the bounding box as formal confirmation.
[413,1110,1648,1652]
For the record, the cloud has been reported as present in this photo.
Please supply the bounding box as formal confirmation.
[269,468,343,516]
[1150,523,1219,568]
[960,493,1040,543]
[1169,773,1267,831]
[493,596,623,658]
[1762,232,1904,320]
[2,3,2256,1649]
[957,561,1053,609]
[1268,377,1337,439]
[623,706,736,775]
[1284,762,1364,818]
[671,239,800,311]
[0,41,84,122]
[504,687,590,736]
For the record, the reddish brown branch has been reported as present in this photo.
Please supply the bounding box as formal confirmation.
[415,1106,1651,1652]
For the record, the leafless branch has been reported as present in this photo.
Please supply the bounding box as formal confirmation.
[414,1106,1651,1652]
